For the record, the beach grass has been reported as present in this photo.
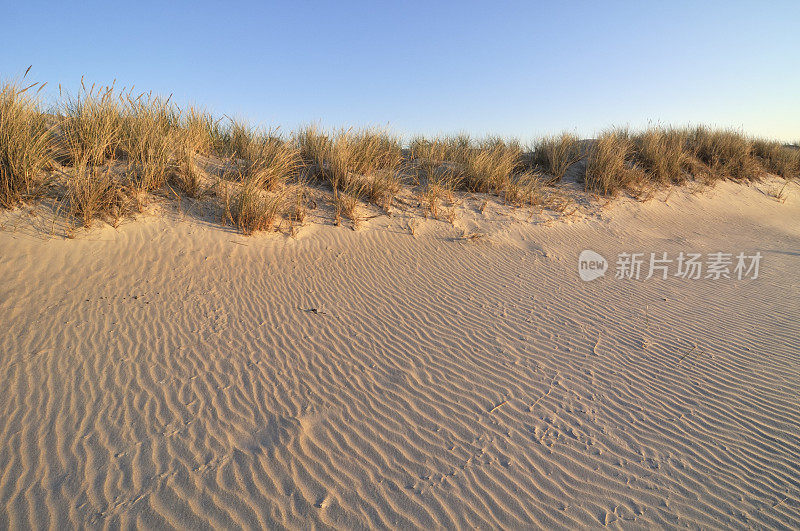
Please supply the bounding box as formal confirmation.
[2,77,798,233]
[0,76,53,208]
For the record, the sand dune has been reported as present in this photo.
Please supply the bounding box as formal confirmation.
[1,180,799,528]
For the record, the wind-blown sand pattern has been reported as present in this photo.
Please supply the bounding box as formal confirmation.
[1,180,799,528]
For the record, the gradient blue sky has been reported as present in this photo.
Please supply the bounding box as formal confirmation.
[3,1,798,141]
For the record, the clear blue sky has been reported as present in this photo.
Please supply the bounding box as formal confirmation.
[3,1,798,141]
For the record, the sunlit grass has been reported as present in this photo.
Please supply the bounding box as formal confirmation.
[0,76,53,208]
[2,75,796,233]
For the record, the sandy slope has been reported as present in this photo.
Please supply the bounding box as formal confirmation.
[1,179,799,528]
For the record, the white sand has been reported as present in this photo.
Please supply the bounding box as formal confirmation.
[1,179,799,528]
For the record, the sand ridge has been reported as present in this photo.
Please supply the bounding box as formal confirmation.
[1,179,799,528]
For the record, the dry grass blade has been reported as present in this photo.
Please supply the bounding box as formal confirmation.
[464,137,522,193]
[222,119,255,159]
[121,93,180,201]
[287,182,309,227]
[223,122,303,193]
[181,107,223,156]
[172,108,225,197]
[338,192,360,226]
[422,183,444,219]
[58,81,124,166]
[0,78,53,208]
[333,177,368,226]
[411,136,466,191]
[294,124,332,176]
[585,129,642,195]
[65,157,125,227]
[633,128,691,185]
[765,181,789,203]
[689,127,762,182]
[174,147,204,198]
[504,171,544,207]
[411,135,521,194]
[225,176,289,235]
[752,139,799,179]
[366,170,401,211]
[417,164,462,220]
[533,133,581,183]
[301,127,403,194]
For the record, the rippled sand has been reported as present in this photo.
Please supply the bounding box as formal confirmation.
[1,179,798,528]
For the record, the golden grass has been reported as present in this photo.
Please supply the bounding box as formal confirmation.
[337,191,361,226]
[287,182,309,226]
[222,120,255,159]
[410,134,522,195]
[410,135,521,193]
[173,147,204,198]
[463,137,521,193]
[170,109,213,197]
[296,127,402,223]
[410,136,466,190]
[181,107,223,156]
[0,78,53,208]
[632,128,691,185]
[121,93,179,200]
[532,133,581,183]
[65,156,125,227]
[58,81,124,166]
[298,127,403,192]
[225,177,289,235]
[410,138,468,218]
[295,124,332,174]
[421,182,445,219]
[584,129,641,195]
[504,172,544,207]
[333,177,368,226]
[225,124,303,192]
[365,170,401,211]
[2,76,797,232]
[689,127,762,181]
[752,139,799,179]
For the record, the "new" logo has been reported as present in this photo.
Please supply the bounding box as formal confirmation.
[578,250,607,281]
